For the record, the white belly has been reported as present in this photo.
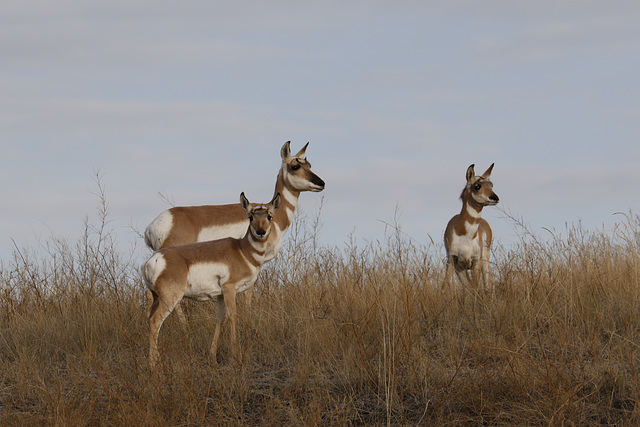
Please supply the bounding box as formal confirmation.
[183,262,260,301]
[184,262,230,301]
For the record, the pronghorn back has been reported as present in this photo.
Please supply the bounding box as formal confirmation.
[144,203,247,250]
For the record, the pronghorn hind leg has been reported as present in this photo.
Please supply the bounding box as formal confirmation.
[148,288,182,369]
[146,289,157,320]
[147,290,161,369]
[173,302,188,327]
[152,288,187,326]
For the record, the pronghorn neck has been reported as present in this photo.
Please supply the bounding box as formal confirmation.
[240,230,269,266]
[273,168,300,229]
[461,193,485,219]
[457,191,485,232]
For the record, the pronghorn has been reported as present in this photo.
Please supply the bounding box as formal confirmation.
[144,141,324,254]
[143,192,281,368]
[144,141,324,313]
[443,163,499,290]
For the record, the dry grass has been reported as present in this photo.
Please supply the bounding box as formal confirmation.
[0,190,639,425]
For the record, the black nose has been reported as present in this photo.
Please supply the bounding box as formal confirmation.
[491,194,499,202]
[256,228,266,236]
[314,176,325,188]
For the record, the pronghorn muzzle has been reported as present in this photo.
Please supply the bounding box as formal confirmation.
[310,173,325,192]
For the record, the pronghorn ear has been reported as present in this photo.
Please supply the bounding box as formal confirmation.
[295,142,309,159]
[281,141,292,161]
[466,164,476,182]
[481,163,495,179]
[271,192,282,211]
[240,192,252,215]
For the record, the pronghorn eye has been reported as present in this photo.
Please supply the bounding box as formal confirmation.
[248,215,254,222]
[474,184,482,191]
[268,215,273,221]
[291,164,301,171]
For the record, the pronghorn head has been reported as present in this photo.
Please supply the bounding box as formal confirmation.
[240,192,282,240]
[462,163,499,207]
[280,141,325,192]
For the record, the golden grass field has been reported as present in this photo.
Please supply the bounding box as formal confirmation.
[0,197,639,425]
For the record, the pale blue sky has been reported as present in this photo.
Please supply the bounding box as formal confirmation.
[2,1,640,260]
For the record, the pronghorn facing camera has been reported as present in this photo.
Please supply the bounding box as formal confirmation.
[143,192,281,368]
[443,163,499,290]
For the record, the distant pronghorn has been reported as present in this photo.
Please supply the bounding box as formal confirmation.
[144,141,325,313]
[443,163,499,289]
[143,192,281,368]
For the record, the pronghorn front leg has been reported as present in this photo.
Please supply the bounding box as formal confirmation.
[210,284,240,360]
[480,246,492,290]
[221,283,240,357]
[455,266,472,288]
[450,255,472,288]
[471,258,483,288]
[442,258,454,289]
[210,296,227,361]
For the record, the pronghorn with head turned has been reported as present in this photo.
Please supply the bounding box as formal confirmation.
[145,141,324,255]
[443,163,499,290]
[143,192,281,368]
[144,141,325,311]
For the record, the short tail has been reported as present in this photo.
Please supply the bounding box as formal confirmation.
[144,225,156,250]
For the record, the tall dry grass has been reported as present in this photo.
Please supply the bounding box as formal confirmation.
[0,188,639,425]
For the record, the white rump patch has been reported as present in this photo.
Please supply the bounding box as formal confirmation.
[145,210,174,250]
[143,252,167,291]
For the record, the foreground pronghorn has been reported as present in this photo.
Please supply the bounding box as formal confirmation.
[144,141,324,313]
[143,192,281,368]
[443,163,499,290]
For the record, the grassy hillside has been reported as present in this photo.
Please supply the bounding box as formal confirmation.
[0,205,639,425]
